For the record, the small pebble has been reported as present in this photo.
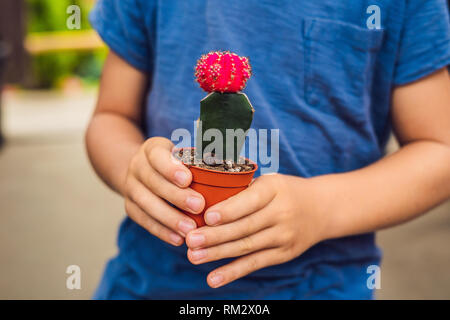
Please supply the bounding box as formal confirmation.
[225,160,233,169]
[204,156,216,165]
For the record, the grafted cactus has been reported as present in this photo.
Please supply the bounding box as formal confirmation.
[194,51,254,163]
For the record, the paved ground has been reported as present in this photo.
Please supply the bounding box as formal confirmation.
[0,90,449,299]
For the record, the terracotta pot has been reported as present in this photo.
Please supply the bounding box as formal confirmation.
[177,148,258,227]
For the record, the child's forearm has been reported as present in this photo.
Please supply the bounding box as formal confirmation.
[85,112,144,195]
[316,140,450,239]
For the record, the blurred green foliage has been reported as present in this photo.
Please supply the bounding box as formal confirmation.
[26,0,105,88]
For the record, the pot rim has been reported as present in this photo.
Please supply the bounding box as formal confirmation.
[173,147,258,175]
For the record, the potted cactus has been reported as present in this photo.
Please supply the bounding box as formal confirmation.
[175,51,258,227]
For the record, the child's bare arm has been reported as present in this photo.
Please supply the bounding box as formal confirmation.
[86,52,148,195]
[184,68,450,288]
[322,67,450,238]
[86,52,204,246]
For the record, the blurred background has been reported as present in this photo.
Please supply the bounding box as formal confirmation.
[0,0,449,300]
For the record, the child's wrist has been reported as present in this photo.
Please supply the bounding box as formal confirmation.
[305,174,346,242]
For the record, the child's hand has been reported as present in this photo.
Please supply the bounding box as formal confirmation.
[185,174,329,288]
[123,137,205,246]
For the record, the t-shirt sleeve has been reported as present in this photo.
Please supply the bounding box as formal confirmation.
[393,0,450,85]
[89,0,154,73]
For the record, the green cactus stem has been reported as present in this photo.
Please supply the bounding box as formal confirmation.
[195,92,254,163]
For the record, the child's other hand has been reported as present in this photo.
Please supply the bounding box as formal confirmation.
[123,137,205,246]
[185,174,329,288]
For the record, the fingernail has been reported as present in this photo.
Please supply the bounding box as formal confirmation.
[190,249,207,261]
[186,196,203,213]
[178,220,196,235]
[174,170,188,186]
[169,232,183,245]
[188,233,205,248]
[205,211,221,225]
[209,273,224,287]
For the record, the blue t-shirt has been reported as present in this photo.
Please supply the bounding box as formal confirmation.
[90,0,450,299]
